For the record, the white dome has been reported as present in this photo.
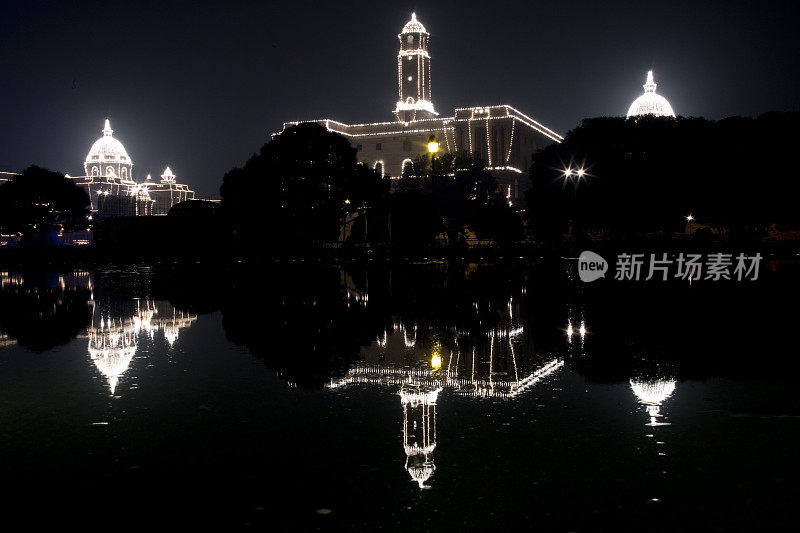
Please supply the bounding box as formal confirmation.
[626,71,676,118]
[401,12,427,34]
[85,119,132,165]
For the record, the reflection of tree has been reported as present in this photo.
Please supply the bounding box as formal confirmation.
[220,265,383,389]
[0,271,93,351]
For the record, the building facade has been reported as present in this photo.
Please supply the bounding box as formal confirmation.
[281,13,563,206]
[71,120,195,217]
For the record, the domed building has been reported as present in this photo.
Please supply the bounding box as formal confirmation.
[84,119,134,182]
[626,70,676,118]
[71,119,195,217]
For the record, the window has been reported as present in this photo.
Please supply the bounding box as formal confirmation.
[91,167,99,176]
[356,144,362,151]
[376,143,382,151]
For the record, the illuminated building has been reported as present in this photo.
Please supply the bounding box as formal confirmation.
[281,13,563,206]
[70,119,195,217]
[626,70,676,118]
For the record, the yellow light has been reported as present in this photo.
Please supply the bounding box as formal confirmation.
[431,353,442,369]
[344,198,351,204]
[427,134,439,153]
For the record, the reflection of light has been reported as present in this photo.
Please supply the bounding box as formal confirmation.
[567,319,587,343]
[630,378,676,426]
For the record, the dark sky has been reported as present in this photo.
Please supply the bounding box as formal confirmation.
[2,0,797,197]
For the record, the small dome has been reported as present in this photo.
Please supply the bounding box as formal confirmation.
[627,70,676,118]
[401,12,427,34]
[161,166,176,183]
[85,119,132,165]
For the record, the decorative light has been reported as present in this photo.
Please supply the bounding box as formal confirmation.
[427,135,439,153]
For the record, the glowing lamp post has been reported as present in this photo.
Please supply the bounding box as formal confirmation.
[685,214,694,235]
[427,135,439,154]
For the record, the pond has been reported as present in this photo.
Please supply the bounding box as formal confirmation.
[0,260,797,530]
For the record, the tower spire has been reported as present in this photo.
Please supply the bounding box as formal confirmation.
[103,118,113,136]
[643,70,657,93]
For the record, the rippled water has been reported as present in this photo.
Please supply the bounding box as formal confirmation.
[0,262,798,530]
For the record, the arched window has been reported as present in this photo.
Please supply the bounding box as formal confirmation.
[121,167,127,179]
[401,158,414,177]
[406,97,415,104]
[91,166,99,177]
[373,161,384,178]
[106,166,115,177]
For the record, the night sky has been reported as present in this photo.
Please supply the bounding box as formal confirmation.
[2,0,797,197]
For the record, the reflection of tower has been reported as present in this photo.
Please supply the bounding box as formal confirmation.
[630,378,676,426]
[401,383,440,489]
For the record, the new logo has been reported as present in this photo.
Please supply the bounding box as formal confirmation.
[578,251,608,282]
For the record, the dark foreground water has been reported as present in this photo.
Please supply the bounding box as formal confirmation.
[1,260,798,531]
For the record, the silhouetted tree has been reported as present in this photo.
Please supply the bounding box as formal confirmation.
[220,123,388,253]
[527,112,800,245]
[0,166,90,245]
[394,153,524,247]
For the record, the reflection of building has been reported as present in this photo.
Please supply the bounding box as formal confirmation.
[627,70,676,118]
[281,13,562,205]
[70,119,195,217]
[630,378,676,426]
[329,295,563,488]
[88,299,197,394]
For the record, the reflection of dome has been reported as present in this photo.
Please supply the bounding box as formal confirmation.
[407,462,435,488]
[401,12,427,34]
[627,70,676,118]
[630,378,676,426]
[88,325,137,394]
[85,119,132,165]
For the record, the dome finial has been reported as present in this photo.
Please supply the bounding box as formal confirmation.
[103,118,113,136]
[411,12,417,22]
[643,70,657,93]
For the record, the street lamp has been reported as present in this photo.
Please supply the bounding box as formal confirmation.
[427,135,439,154]
[686,214,694,235]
